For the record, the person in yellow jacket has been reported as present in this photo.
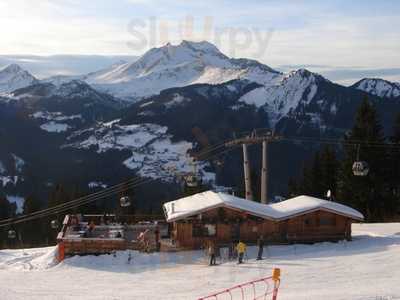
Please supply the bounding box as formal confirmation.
[236,240,247,264]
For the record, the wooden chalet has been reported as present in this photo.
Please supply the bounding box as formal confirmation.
[162,191,364,250]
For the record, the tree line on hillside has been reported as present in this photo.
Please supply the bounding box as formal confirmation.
[288,97,400,221]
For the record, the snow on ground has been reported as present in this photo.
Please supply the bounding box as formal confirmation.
[65,120,214,182]
[12,154,25,173]
[239,69,321,127]
[31,111,82,122]
[40,121,70,133]
[6,195,25,213]
[0,223,399,300]
[32,111,81,133]
[0,175,19,187]
[83,40,280,101]
[354,78,400,98]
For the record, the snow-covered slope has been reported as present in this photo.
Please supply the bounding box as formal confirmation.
[239,69,325,126]
[83,40,281,101]
[63,120,214,182]
[0,223,399,299]
[0,64,37,94]
[11,79,118,102]
[352,78,400,98]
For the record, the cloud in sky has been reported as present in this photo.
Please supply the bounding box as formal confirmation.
[0,0,399,83]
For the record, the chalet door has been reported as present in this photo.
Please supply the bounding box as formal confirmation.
[279,221,288,241]
[231,223,240,241]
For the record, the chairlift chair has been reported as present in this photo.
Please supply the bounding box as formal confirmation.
[8,230,17,239]
[352,144,369,176]
[120,196,131,207]
[185,173,202,188]
[185,156,202,188]
[352,161,369,176]
[51,219,59,229]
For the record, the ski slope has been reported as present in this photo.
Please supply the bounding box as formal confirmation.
[0,223,399,300]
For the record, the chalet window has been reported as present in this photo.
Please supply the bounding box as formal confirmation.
[319,217,336,226]
[205,224,216,236]
[192,223,216,237]
[304,218,312,226]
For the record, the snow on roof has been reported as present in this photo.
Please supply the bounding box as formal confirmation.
[163,191,364,222]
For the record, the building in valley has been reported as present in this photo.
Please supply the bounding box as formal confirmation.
[162,191,364,250]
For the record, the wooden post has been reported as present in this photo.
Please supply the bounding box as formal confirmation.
[242,144,253,200]
[272,268,281,300]
[58,241,65,262]
[261,140,268,204]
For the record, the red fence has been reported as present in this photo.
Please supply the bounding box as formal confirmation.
[198,268,281,300]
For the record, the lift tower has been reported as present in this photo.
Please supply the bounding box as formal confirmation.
[225,130,282,203]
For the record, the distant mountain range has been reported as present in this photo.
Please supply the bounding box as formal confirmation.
[0,41,399,209]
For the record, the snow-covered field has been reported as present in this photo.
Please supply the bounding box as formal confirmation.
[1,223,399,300]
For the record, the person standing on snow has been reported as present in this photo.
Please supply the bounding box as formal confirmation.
[256,235,265,260]
[236,240,247,264]
[208,241,216,266]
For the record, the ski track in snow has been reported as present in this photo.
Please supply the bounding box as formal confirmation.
[0,223,399,300]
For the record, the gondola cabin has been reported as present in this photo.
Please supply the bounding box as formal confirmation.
[163,191,364,250]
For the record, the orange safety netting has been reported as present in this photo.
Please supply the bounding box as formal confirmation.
[198,269,281,300]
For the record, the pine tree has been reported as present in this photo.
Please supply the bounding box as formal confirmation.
[389,112,400,211]
[22,194,43,246]
[338,97,389,221]
[0,196,16,249]
[320,146,338,199]
[287,177,298,197]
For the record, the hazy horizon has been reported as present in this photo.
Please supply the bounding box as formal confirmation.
[1,0,400,84]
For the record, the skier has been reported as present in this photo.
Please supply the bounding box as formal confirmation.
[236,240,247,264]
[256,235,265,260]
[208,241,216,266]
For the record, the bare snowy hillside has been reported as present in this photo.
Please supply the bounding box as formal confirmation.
[353,78,400,98]
[64,120,214,182]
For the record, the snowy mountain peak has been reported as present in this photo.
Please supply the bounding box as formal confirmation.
[1,63,24,73]
[352,78,400,98]
[0,64,37,94]
[84,40,279,100]
[179,40,223,54]
[130,40,229,75]
[239,68,323,127]
[286,69,325,81]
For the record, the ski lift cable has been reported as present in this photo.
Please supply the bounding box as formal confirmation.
[0,144,236,227]
[194,130,259,160]
[0,177,154,228]
[284,134,400,148]
[0,176,146,225]
[0,175,146,224]
[281,136,400,149]
[0,179,148,227]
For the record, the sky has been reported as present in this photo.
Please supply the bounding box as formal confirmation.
[0,0,400,85]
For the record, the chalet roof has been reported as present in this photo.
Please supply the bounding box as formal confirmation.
[163,191,364,222]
